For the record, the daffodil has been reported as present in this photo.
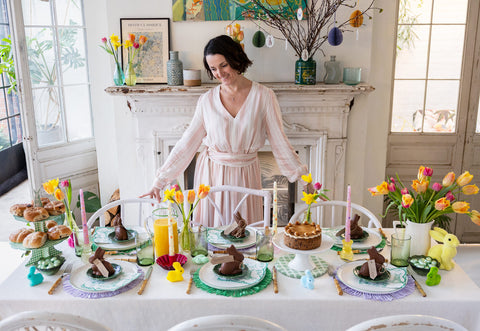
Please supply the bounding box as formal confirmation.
[301,173,312,184]
[163,188,176,202]
[301,192,317,205]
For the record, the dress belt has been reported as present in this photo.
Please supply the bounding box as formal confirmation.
[207,149,258,167]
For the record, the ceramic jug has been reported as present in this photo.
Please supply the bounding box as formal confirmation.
[323,55,341,84]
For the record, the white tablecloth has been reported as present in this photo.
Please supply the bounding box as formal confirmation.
[0,229,479,331]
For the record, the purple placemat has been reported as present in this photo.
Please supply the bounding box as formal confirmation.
[335,273,415,301]
[63,265,144,299]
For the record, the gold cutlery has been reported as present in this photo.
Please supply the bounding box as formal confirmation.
[378,228,387,239]
[48,263,72,295]
[272,266,278,293]
[186,269,197,295]
[408,267,427,297]
[137,266,153,295]
[114,258,136,262]
[327,264,343,296]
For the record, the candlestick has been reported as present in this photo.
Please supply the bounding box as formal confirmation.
[79,189,89,245]
[167,201,174,257]
[272,181,278,234]
[339,239,354,261]
[345,185,351,242]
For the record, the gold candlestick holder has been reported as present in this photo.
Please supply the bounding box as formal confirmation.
[339,239,354,261]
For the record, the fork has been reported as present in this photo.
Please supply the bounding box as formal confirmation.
[48,263,73,295]
[327,264,343,296]
[186,269,197,294]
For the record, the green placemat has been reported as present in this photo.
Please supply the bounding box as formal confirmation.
[323,228,386,253]
[275,254,328,279]
[193,268,272,297]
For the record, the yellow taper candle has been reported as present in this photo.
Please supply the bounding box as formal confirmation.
[154,218,178,258]
[272,181,278,234]
[167,201,174,256]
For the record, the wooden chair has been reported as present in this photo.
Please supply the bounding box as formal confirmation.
[204,185,272,228]
[168,314,287,331]
[0,311,111,331]
[289,200,382,228]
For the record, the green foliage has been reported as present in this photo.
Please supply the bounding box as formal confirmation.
[397,0,423,52]
[76,190,101,213]
[0,37,17,94]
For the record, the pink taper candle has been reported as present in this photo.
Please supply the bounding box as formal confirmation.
[167,201,174,257]
[272,181,278,234]
[79,189,89,245]
[345,185,351,242]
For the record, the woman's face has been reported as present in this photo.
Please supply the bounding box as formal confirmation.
[205,54,239,85]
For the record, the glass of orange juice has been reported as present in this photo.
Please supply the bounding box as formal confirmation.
[153,207,179,258]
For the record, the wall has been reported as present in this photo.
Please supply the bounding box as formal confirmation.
[87,0,395,221]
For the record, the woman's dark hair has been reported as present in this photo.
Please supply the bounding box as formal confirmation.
[203,35,252,79]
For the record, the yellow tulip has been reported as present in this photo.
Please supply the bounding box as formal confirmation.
[417,166,426,181]
[401,194,413,208]
[198,184,210,199]
[452,201,470,214]
[301,192,317,205]
[470,210,480,226]
[54,188,64,201]
[187,190,196,204]
[412,179,428,193]
[175,191,184,204]
[163,188,176,202]
[43,178,59,195]
[457,171,473,186]
[462,184,479,195]
[435,198,450,211]
[376,182,389,195]
[301,173,312,184]
[442,172,455,187]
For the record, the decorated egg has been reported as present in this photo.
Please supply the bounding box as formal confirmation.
[349,10,364,28]
[252,30,266,48]
[328,27,343,46]
[265,34,275,48]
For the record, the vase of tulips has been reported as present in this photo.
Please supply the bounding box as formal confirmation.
[124,34,147,86]
[300,173,329,223]
[100,34,124,86]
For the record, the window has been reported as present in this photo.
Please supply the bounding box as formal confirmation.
[391,0,468,133]
[22,0,92,146]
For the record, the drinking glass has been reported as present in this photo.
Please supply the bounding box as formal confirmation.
[343,67,362,85]
[390,233,411,267]
[136,231,155,266]
[256,229,274,262]
[189,226,208,257]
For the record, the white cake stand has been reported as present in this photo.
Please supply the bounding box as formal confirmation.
[272,232,334,271]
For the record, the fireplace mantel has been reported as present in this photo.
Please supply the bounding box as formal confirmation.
[105,83,374,226]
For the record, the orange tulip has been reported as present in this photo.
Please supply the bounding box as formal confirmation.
[462,184,479,195]
[187,190,196,204]
[198,184,210,199]
[442,172,455,187]
[457,171,473,186]
[435,198,450,211]
[139,35,147,45]
[470,210,480,226]
[129,33,136,42]
[175,191,184,204]
[412,179,428,193]
[452,201,470,214]
[54,188,65,201]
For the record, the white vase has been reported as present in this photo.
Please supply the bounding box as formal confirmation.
[405,220,434,256]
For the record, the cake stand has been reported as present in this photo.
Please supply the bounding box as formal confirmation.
[272,232,333,278]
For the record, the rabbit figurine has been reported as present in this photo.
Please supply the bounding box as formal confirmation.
[27,266,44,287]
[167,262,184,282]
[427,227,460,271]
[426,266,441,286]
[301,269,315,290]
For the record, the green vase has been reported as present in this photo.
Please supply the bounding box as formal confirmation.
[125,62,137,86]
[179,221,192,252]
[295,58,316,85]
[113,61,125,86]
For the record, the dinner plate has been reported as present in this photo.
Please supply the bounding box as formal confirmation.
[93,227,142,251]
[220,229,251,242]
[353,265,391,282]
[272,232,334,255]
[107,229,136,243]
[336,261,408,294]
[198,258,267,290]
[86,263,122,281]
[68,260,142,293]
[207,227,256,249]
[333,227,382,250]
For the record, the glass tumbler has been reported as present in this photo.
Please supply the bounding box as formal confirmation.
[390,233,411,267]
[256,229,274,262]
[189,226,208,257]
[136,231,155,266]
[343,67,362,85]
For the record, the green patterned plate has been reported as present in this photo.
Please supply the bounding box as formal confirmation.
[339,230,370,242]
[220,229,250,242]
[108,229,136,243]
[353,265,390,282]
[87,263,122,281]
[213,264,249,278]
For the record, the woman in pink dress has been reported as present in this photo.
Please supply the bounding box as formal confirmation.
[142,35,309,226]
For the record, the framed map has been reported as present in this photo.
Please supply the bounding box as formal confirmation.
[120,18,170,83]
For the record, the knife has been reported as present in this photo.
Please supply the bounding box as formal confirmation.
[407,266,427,297]
[137,266,153,295]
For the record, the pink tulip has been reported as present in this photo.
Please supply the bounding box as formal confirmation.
[101,37,107,43]
[388,182,396,192]
[432,182,442,192]
[61,180,69,188]
[423,167,433,177]
[402,194,413,208]
[171,184,180,192]
[445,191,455,202]
[133,42,139,49]
[390,177,395,184]
[314,182,322,190]
[401,188,408,195]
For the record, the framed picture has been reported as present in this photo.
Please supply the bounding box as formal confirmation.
[120,18,170,83]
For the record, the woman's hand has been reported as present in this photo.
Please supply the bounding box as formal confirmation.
[139,187,162,203]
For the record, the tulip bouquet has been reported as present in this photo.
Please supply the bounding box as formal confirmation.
[368,166,480,227]
[43,178,76,231]
[301,173,329,224]
[100,34,124,85]
[163,183,210,251]
[123,33,148,86]
[226,23,245,49]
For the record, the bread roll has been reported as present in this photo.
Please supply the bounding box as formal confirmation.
[9,228,34,243]
[23,207,49,222]
[44,200,65,216]
[23,231,47,249]
[45,220,57,229]
[9,203,32,216]
[48,225,72,240]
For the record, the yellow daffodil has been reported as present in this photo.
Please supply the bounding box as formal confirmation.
[43,178,59,195]
[470,210,480,226]
[110,34,120,44]
[124,40,133,48]
[198,184,210,199]
[301,192,317,205]
[435,198,450,211]
[452,201,470,214]
[54,188,64,201]
[301,173,312,184]
[457,171,473,186]
[187,190,195,204]
[163,188,176,202]
[462,184,479,195]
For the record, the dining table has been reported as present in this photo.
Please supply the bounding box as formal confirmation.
[0,228,479,331]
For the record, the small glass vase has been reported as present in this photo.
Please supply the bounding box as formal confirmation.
[113,61,125,86]
[125,62,137,86]
[179,221,192,252]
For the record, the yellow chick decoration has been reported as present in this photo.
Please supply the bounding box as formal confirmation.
[167,262,184,282]
[427,227,459,271]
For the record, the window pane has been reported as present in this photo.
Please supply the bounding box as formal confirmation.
[22,0,52,26]
[6,92,19,116]
[59,28,87,84]
[391,80,426,132]
[9,114,22,145]
[432,0,468,24]
[0,88,6,119]
[0,118,9,150]
[32,87,65,146]
[424,80,458,133]
[26,27,58,88]
[0,23,9,40]
[428,25,465,79]
[56,0,83,26]
[398,0,432,24]
[0,0,9,24]
[395,25,429,79]
[64,85,91,140]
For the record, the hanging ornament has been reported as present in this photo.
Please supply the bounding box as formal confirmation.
[266,34,275,48]
[301,49,309,61]
[328,12,343,46]
[297,7,303,21]
[252,30,266,48]
[349,10,364,27]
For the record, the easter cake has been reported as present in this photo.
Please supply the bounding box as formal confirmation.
[284,221,322,250]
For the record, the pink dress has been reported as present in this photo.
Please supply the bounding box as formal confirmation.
[153,82,307,226]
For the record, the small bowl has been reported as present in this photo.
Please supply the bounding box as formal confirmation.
[408,255,439,276]
[36,256,65,276]
[156,253,187,270]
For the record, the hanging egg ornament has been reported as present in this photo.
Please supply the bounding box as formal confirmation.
[349,10,364,28]
[301,49,309,61]
[266,34,275,48]
[252,30,266,48]
[297,7,303,21]
[328,27,343,46]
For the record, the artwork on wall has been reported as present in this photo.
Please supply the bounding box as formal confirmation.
[172,0,305,22]
[120,18,170,83]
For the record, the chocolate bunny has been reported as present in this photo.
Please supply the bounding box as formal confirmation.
[112,214,128,240]
[219,245,244,275]
[230,211,247,238]
[359,246,386,278]
[89,247,114,277]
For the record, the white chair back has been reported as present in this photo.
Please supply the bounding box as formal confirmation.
[168,314,287,331]
[289,200,382,228]
[205,185,271,227]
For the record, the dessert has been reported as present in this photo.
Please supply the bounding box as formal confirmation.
[284,221,322,250]
[9,203,32,216]
[112,214,128,240]
[23,231,47,249]
[45,220,57,229]
[358,246,386,279]
[224,211,247,238]
[349,214,364,239]
[89,247,115,277]
[47,224,72,240]
[9,228,34,243]
[44,200,65,216]
[219,245,244,276]
[23,207,49,222]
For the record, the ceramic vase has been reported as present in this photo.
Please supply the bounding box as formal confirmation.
[124,62,137,86]
[113,61,125,86]
[295,58,316,85]
[394,220,434,256]
[167,51,183,86]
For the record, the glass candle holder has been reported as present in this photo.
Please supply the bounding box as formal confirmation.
[390,233,411,267]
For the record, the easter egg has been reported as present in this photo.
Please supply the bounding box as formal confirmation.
[252,30,266,48]
[349,10,364,28]
[328,27,343,46]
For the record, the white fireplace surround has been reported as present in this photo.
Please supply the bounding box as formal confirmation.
[106,83,373,226]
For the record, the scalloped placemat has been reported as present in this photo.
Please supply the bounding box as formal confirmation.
[274,254,328,279]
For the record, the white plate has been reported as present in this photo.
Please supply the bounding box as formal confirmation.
[333,227,382,250]
[207,226,256,249]
[68,260,142,293]
[336,261,408,294]
[272,232,334,255]
[346,314,468,331]
[198,258,267,290]
[93,228,143,251]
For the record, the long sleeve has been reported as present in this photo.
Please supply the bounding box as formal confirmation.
[152,95,207,189]
[264,88,308,182]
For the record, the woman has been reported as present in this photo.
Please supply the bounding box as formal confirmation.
[141,35,309,226]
